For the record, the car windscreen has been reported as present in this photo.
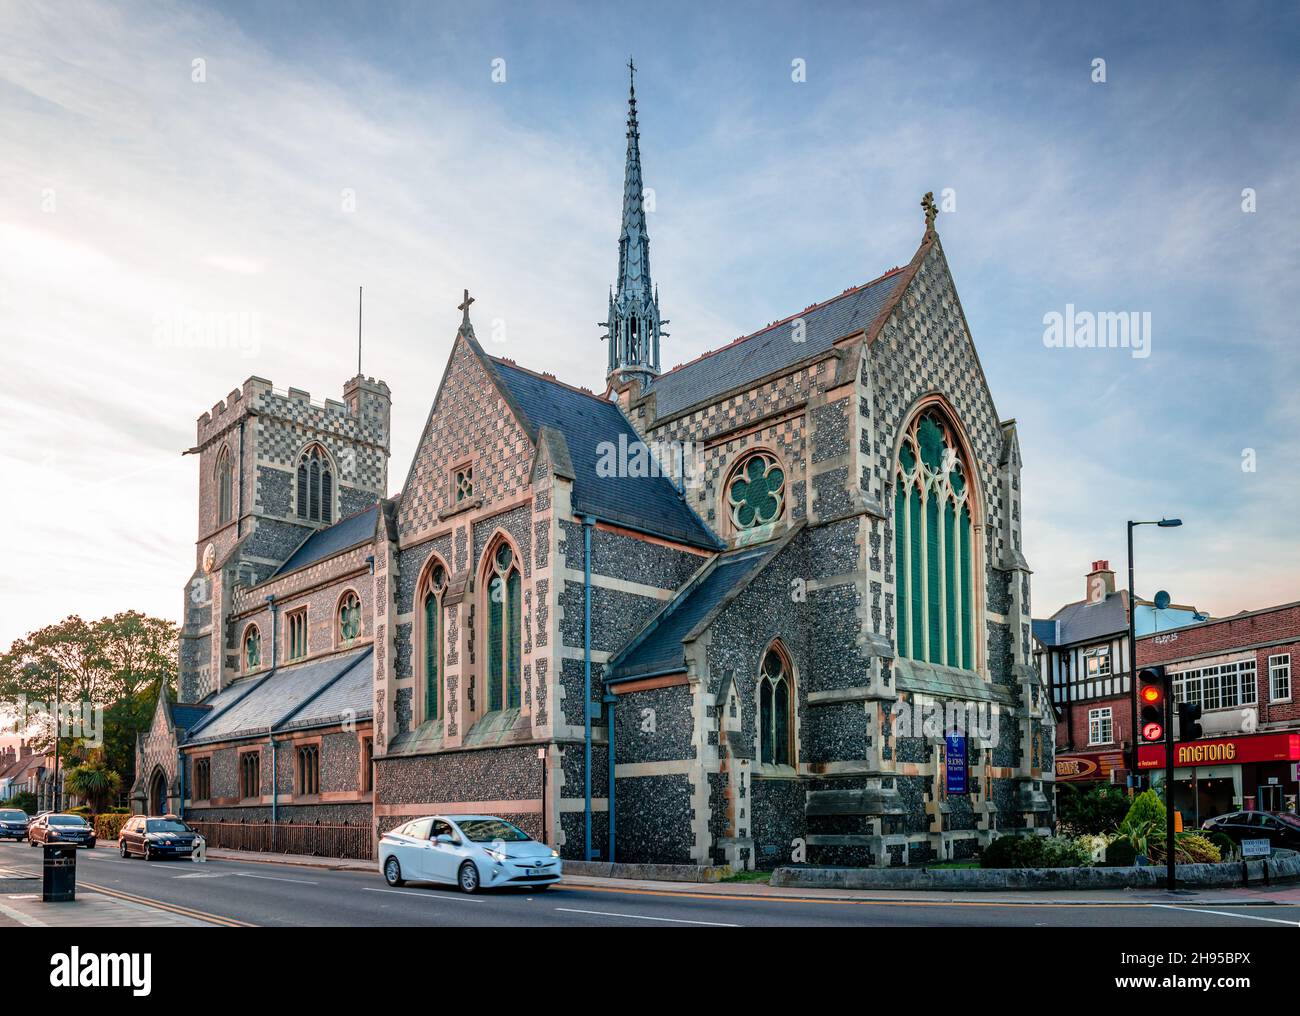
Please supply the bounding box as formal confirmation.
[457,819,530,843]
[146,820,191,833]
[49,815,88,826]
[1276,813,1300,830]
[0,810,25,821]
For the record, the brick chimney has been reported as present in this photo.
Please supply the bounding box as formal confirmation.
[1086,560,1115,603]
[19,739,32,759]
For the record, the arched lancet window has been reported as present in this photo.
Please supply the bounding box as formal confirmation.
[296,444,334,524]
[420,560,448,723]
[894,407,976,669]
[726,450,786,532]
[758,644,793,766]
[216,446,233,525]
[243,625,261,673]
[337,590,361,646]
[483,540,521,712]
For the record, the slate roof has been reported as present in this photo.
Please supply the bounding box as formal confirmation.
[1034,591,1130,648]
[644,268,906,419]
[272,504,378,578]
[605,544,773,681]
[169,703,212,733]
[184,647,373,744]
[487,357,719,549]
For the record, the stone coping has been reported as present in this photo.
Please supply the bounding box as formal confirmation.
[561,860,732,883]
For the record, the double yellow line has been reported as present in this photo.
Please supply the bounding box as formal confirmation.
[79,879,256,927]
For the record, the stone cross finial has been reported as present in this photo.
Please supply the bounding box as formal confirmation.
[921,191,938,231]
[457,288,476,339]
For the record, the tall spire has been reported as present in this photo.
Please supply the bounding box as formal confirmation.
[602,57,667,385]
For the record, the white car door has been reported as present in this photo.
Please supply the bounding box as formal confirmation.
[424,819,462,883]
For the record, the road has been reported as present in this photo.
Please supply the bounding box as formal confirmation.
[4,841,1299,927]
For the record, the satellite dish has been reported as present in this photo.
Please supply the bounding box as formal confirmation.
[1154,590,1171,610]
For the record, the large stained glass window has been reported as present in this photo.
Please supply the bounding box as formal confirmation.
[421,560,448,723]
[894,409,976,670]
[485,541,522,712]
[726,451,786,532]
[338,591,361,644]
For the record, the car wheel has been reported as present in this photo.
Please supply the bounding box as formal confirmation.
[119,840,129,857]
[458,860,481,894]
[383,856,405,887]
[145,847,155,861]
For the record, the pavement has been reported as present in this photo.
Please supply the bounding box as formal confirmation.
[0,873,221,927]
[2,840,1298,926]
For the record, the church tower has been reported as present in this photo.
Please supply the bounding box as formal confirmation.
[603,60,667,387]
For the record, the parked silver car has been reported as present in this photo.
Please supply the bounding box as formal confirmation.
[379,815,561,893]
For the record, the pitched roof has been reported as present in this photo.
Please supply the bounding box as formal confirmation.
[605,544,773,681]
[184,647,373,744]
[272,504,378,578]
[643,268,906,419]
[169,703,212,733]
[486,357,719,549]
[1035,591,1130,648]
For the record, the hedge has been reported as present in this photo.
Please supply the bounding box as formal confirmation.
[94,813,130,840]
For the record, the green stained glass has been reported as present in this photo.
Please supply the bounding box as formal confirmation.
[945,501,957,666]
[759,680,773,765]
[488,575,503,712]
[926,491,940,662]
[424,593,439,721]
[961,505,973,670]
[728,452,786,530]
[917,414,945,470]
[909,484,923,658]
[506,570,521,709]
[245,630,260,670]
[895,479,908,658]
[773,679,790,765]
[899,441,916,476]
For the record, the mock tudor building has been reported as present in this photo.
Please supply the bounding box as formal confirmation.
[134,69,1052,867]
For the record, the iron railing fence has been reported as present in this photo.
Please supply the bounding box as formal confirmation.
[187,820,373,861]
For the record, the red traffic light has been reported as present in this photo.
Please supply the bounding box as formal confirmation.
[1142,721,1164,742]
[1138,666,1169,744]
[1140,684,1162,705]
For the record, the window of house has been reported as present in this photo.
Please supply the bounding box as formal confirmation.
[296,444,334,524]
[244,625,261,673]
[726,450,786,532]
[296,744,319,796]
[286,609,308,661]
[758,645,793,767]
[216,445,233,525]
[1084,645,1112,677]
[1269,653,1291,703]
[239,752,260,799]
[1173,660,1257,711]
[338,591,361,645]
[453,464,474,503]
[193,758,211,801]
[361,737,373,792]
[421,561,449,722]
[484,540,522,712]
[894,408,976,669]
[1088,707,1113,746]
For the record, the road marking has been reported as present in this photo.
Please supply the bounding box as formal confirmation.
[78,879,256,927]
[235,872,319,886]
[362,886,483,903]
[555,907,739,926]
[1150,904,1300,927]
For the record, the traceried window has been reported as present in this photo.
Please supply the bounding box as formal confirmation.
[296,444,334,524]
[338,591,361,645]
[421,560,449,723]
[193,758,211,801]
[296,744,319,796]
[216,445,233,525]
[454,464,474,503]
[758,645,794,767]
[244,625,261,673]
[1088,707,1113,746]
[726,451,786,531]
[894,409,976,669]
[287,608,308,661]
[484,540,522,712]
[239,752,260,799]
[361,737,373,792]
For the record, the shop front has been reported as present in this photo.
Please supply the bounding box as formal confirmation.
[1138,732,1300,827]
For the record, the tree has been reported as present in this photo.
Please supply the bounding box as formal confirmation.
[1056,782,1131,836]
[64,755,123,815]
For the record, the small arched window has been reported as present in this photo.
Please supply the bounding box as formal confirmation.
[484,540,522,712]
[758,645,793,766]
[338,591,361,646]
[894,407,976,669]
[216,446,233,525]
[243,625,261,673]
[420,561,449,723]
[296,444,334,524]
[726,450,785,532]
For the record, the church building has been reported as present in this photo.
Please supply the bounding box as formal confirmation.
[133,68,1053,868]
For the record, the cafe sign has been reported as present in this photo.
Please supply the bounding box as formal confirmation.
[1055,751,1124,782]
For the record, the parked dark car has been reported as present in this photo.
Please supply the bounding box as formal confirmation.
[1202,810,1300,851]
[28,813,96,848]
[118,815,201,860]
[0,809,28,840]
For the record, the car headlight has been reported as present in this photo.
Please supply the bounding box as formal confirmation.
[550,849,559,858]
[486,848,508,862]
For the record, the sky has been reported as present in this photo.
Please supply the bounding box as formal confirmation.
[1,0,1298,651]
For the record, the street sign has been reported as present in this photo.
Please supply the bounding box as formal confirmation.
[945,733,967,795]
[1241,838,1272,858]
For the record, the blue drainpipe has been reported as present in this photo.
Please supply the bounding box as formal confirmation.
[583,516,594,861]
[605,692,616,862]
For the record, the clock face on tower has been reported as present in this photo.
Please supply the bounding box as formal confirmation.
[202,542,216,574]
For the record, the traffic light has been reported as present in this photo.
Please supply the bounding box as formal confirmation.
[1137,666,1169,743]
[1177,701,1203,741]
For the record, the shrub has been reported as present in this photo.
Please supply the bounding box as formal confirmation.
[1057,783,1131,836]
[94,813,130,841]
[981,834,1090,869]
[1104,838,1138,867]
[2,792,37,815]
[1149,831,1223,865]
[1123,790,1167,831]
[1041,836,1094,868]
[1206,831,1238,861]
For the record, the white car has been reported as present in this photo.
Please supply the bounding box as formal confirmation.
[379,815,562,893]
